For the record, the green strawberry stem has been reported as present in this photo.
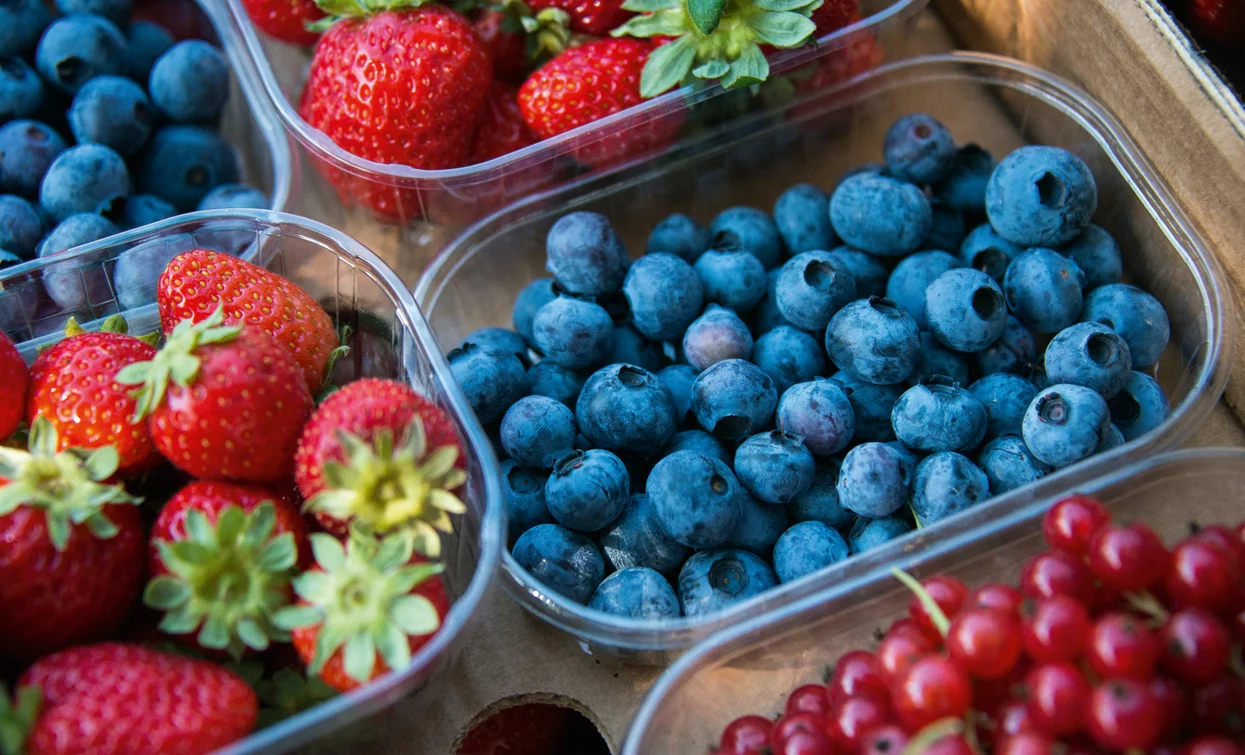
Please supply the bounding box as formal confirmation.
[272,528,445,685]
[144,502,299,659]
[0,417,140,551]
[612,0,820,97]
[305,418,467,558]
[115,307,242,422]
[892,567,951,637]
[307,0,434,31]
[0,683,40,755]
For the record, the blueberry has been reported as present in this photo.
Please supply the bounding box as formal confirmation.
[695,245,766,312]
[1098,422,1125,452]
[827,247,887,299]
[610,323,663,372]
[1061,224,1122,288]
[976,434,1050,495]
[500,395,576,466]
[789,462,853,530]
[121,193,175,229]
[126,21,173,81]
[112,231,195,309]
[911,451,990,526]
[933,144,996,213]
[1080,283,1170,369]
[148,40,229,123]
[658,364,697,426]
[925,200,966,252]
[960,223,1023,283]
[196,183,269,211]
[0,120,65,198]
[969,373,1038,441]
[892,376,987,453]
[775,378,855,456]
[836,441,911,519]
[773,183,835,255]
[446,341,528,424]
[139,125,241,211]
[883,113,957,185]
[589,567,680,619]
[829,172,932,256]
[772,521,849,584]
[1044,322,1132,399]
[775,250,856,332]
[907,332,970,387]
[648,450,741,549]
[512,278,556,344]
[1108,371,1169,442]
[838,162,887,184]
[0,194,41,260]
[848,515,913,554]
[647,212,709,262]
[544,211,629,295]
[460,327,528,364]
[734,430,815,504]
[544,448,629,532]
[576,363,677,453]
[750,268,790,335]
[925,268,1007,353]
[976,315,1037,377]
[831,371,900,443]
[708,205,782,269]
[727,490,789,555]
[0,0,49,58]
[661,429,731,467]
[885,250,961,329]
[1004,248,1085,334]
[35,14,127,95]
[1022,383,1111,468]
[37,212,118,310]
[67,74,151,158]
[677,549,777,618]
[511,523,604,604]
[623,252,703,341]
[600,493,690,573]
[0,58,42,123]
[752,325,825,395]
[39,143,131,223]
[691,358,777,440]
[500,460,553,541]
[826,296,920,385]
[532,295,612,370]
[55,0,130,27]
[683,304,752,370]
[986,145,1097,247]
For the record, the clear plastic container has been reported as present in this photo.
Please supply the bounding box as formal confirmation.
[623,446,1245,753]
[0,0,298,344]
[9,210,506,755]
[218,0,928,234]
[414,52,1235,665]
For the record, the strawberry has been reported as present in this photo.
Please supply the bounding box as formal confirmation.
[0,418,143,663]
[26,317,160,477]
[241,0,326,46]
[274,530,449,693]
[1189,0,1245,45]
[143,480,308,658]
[811,0,858,37]
[14,643,257,755]
[299,2,492,221]
[469,81,541,164]
[156,250,340,396]
[294,378,465,554]
[0,329,26,441]
[474,8,530,82]
[116,307,314,484]
[528,0,630,36]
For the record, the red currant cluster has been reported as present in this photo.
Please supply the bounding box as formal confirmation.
[711,495,1245,755]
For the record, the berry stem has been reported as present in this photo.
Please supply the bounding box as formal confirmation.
[892,568,950,637]
[1123,589,1171,624]
[1230,642,1245,680]
[900,717,965,755]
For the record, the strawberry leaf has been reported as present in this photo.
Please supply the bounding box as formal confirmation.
[747,10,815,47]
[692,60,730,79]
[0,684,41,755]
[619,0,677,11]
[640,34,698,98]
[687,0,728,35]
[722,44,768,89]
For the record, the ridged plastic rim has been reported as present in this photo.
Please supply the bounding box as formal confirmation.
[415,51,1234,656]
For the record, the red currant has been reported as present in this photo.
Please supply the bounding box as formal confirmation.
[1159,607,1231,684]
[1166,539,1240,612]
[720,715,773,755]
[973,660,1030,719]
[908,576,968,641]
[859,725,908,755]
[946,607,1023,679]
[1183,736,1245,755]
[772,712,825,746]
[885,617,924,639]
[1191,676,1245,736]
[891,656,972,732]
[1192,524,1245,564]
[876,628,935,684]
[827,650,888,706]
[1021,550,1097,604]
[1088,524,1169,591]
[825,695,892,752]
[777,730,833,755]
[1024,662,1091,738]
[969,583,1025,616]
[1086,612,1160,681]
[1086,679,1163,750]
[1043,495,1111,556]
[993,699,1038,740]
[785,685,830,718]
[996,732,1056,755]
[1148,675,1189,736]
[1023,595,1091,663]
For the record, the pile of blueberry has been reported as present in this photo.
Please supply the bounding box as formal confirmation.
[447,113,1174,623]
[0,0,267,312]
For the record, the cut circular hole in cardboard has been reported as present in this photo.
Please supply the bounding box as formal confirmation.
[453,693,613,755]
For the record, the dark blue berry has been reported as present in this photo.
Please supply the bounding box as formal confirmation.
[545,211,629,296]
[55,0,130,28]
[925,268,1007,353]
[690,358,777,440]
[907,332,970,387]
[646,212,709,263]
[750,268,790,335]
[986,145,1097,247]
[126,21,173,81]
[512,523,604,605]
[589,567,680,619]
[459,327,528,364]
[1003,247,1085,334]
[772,521,849,584]
[526,361,585,408]
[658,363,696,427]
[39,143,130,223]
[544,448,629,532]
[695,245,766,312]
[0,58,43,123]
[532,295,613,369]
[500,460,552,541]
[836,441,911,518]
[1098,422,1125,452]
[0,0,49,58]
[682,304,752,370]
[1080,283,1170,369]
[661,429,732,467]
[892,376,986,453]
[829,172,932,256]
[885,250,961,330]
[196,183,269,211]
[0,120,65,198]
[969,373,1038,441]
[677,549,777,618]
[446,341,528,424]
[122,193,175,229]
[623,252,703,341]
[734,430,815,504]
[776,378,855,456]
[576,363,677,453]
[959,223,1022,283]
[933,144,996,213]
[68,75,152,157]
[139,125,241,211]
[610,323,663,372]
[112,231,195,309]
[976,434,1050,495]
[925,199,966,252]
[883,113,956,185]
[826,296,919,385]
[1044,322,1131,399]
[708,205,782,269]
[726,490,789,555]
[773,183,835,255]
[0,193,41,260]
[828,246,887,299]
[648,450,741,549]
[911,451,990,526]
[500,395,576,466]
[1061,224,1122,288]
[751,325,825,395]
[35,14,127,95]
[789,462,853,531]
[848,515,913,554]
[1108,371,1169,442]
[512,278,557,344]
[831,371,900,443]
[37,212,118,310]
[1021,383,1111,468]
[600,493,690,573]
[775,250,856,332]
[975,315,1037,376]
[148,40,230,123]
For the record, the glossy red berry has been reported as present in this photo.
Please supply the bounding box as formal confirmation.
[923,734,974,755]
[1159,607,1231,684]
[1192,524,1245,563]
[720,715,773,754]
[876,627,935,684]
[908,576,967,641]
[968,583,1025,616]
[827,650,888,705]
[946,608,1024,679]
[996,733,1056,755]
[1086,679,1163,750]
[991,699,1038,741]
[891,656,972,732]
[973,661,1031,720]
[1088,524,1169,591]
[1183,736,1245,755]
[1043,495,1111,556]
[1086,613,1160,681]
[1023,596,1091,663]
[859,725,908,755]
[1021,551,1097,604]
[1166,539,1240,612]
[785,684,830,718]
[777,730,833,755]
[772,713,825,747]
[825,695,892,752]
[1024,662,1091,738]
[1191,676,1245,736]
[1148,675,1189,736]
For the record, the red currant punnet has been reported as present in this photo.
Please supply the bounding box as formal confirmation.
[826,650,888,706]
[1086,679,1163,750]
[946,607,1024,679]
[1166,539,1241,612]
[1022,550,1097,604]
[720,715,773,754]
[1086,612,1160,681]
[1088,523,1169,591]
[908,575,968,641]
[891,655,972,732]
[1159,607,1231,685]
[785,684,830,718]
[1043,495,1111,556]
[1024,662,1091,738]
[1023,595,1091,663]
[968,583,1025,616]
